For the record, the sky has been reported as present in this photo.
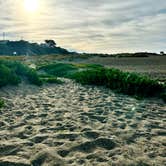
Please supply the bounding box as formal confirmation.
[0,0,166,53]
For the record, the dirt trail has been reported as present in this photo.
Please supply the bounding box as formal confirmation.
[0,79,165,165]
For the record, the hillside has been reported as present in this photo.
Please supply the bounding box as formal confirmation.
[0,40,70,56]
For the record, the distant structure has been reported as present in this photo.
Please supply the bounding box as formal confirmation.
[13,52,17,56]
[0,32,8,44]
[3,32,5,40]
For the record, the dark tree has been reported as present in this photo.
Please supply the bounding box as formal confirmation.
[160,51,164,55]
[45,40,56,48]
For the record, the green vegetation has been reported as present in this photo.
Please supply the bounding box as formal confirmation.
[161,93,166,102]
[71,67,165,99]
[0,63,21,87]
[38,62,103,77]
[0,99,4,108]
[0,40,69,56]
[39,62,165,99]
[39,74,63,84]
[38,63,77,77]
[0,60,165,101]
[0,60,42,87]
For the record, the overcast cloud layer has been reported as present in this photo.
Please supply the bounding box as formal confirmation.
[0,0,166,53]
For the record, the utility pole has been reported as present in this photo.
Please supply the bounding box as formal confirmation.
[2,32,5,41]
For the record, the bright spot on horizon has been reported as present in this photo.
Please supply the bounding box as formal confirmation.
[24,0,39,12]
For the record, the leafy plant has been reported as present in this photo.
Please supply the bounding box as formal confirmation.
[38,63,77,77]
[0,63,21,87]
[0,60,42,86]
[71,67,165,99]
[0,99,4,108]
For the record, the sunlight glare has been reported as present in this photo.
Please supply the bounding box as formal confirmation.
[24,0,39,12]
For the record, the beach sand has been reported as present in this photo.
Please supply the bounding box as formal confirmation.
[0,79,165,165]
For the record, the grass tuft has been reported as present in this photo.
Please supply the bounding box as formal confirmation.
[41,76,63,84]
[0,60,42,86]
[71,67,165,99]
[0,99,4,108]
[38,63,77,77]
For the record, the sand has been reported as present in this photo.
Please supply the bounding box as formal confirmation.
[0,79,165,166]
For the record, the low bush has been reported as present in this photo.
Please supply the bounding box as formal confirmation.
[71,67,165,98]
[26,69,43,86]
[38,73,63,84]
[0,63,21,87]
[38,63,77,77]
[0,60,42,86]
[0,99,4,108]
[38,62,103,78]
[161,92,166,102]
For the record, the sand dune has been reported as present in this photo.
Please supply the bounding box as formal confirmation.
[0,79,165,165]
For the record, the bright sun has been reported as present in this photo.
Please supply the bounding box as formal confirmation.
[24,0,39,12]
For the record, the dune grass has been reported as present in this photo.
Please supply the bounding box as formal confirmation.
[39,62,165,99]
[0,99,4,108]
[0,60,42,86]
[38,62,103,77]
[39,74,63,84]
[71,67,165,99]
[38,63,77,77]
[0,60,165,100]
[0,60,64,88]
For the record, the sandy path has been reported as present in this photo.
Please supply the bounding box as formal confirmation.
[0,79,165,166]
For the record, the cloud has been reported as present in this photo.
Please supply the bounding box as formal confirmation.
[0,0,165,53]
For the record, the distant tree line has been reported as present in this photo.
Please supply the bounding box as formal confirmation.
[0,40,70,56]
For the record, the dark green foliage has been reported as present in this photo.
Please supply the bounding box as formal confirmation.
[0,60,42,86]
[38,63,77,77]
[0,99,4,108]
[160,92,166,102]
[0,40,69,56]
[38,63,103,78]
[26,69,43,86]
[38,62,165,99]
[70,68,106,86]
[39,73,63,84]
[0,63,21,87]
[71,67,165,98]
[41,77,63,84]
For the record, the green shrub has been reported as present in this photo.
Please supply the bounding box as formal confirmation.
[38,63,77,77]
[161,92,166,102]
[0,99,4,108]
[71,67,165,98]
[0,60,42,86]
[26,69,43,86]
[71,68,106,85]
[0,64,21,87]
